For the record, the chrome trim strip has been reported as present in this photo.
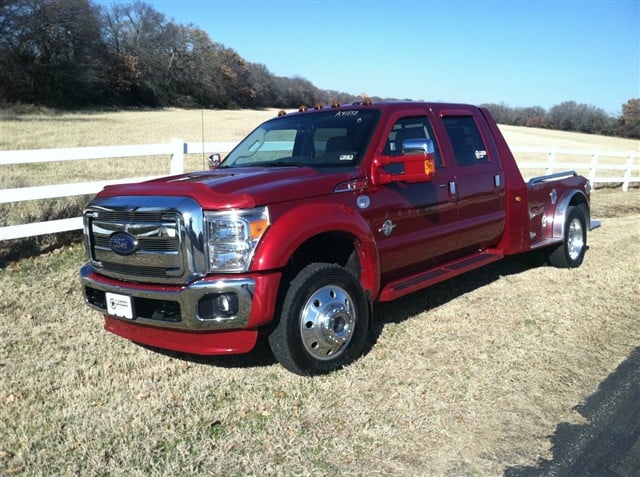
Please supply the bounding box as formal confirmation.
[81,264,253,331]
[528,170,577,186]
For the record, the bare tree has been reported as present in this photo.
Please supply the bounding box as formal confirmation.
[0,0,108,106]
[618,99,640,139]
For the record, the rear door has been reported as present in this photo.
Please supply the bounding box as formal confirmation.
[437,108,506,253]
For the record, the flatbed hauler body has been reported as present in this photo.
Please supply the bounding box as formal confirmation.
[81,102,596,375]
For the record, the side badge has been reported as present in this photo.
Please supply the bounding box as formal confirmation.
[379,220,396,236]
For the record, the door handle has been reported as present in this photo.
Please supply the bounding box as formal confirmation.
[449,181,457,196]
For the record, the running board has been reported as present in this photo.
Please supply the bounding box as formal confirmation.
[378,249,504,302]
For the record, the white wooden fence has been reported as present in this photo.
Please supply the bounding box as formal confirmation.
[0,139,235,241]
[0,141,638,241]
[511,146,639,189]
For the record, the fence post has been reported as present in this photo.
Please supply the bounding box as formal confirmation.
[170,138,185,175]
[622,152,635,192]
[589,149,599,188]
[546,147,556,175]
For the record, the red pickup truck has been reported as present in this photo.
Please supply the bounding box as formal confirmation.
[81,101,596,375]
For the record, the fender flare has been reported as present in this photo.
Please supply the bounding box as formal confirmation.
[551,189,589,240]
[253,202,381,297]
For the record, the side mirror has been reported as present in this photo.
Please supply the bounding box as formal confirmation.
[208,153,222,170]
[371,138,436,185]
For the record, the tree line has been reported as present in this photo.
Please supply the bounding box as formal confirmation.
[482,100,640,139]
[1,0,638,138]
[0,0,362,109]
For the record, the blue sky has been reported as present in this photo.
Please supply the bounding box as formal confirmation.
[115,0,638,115]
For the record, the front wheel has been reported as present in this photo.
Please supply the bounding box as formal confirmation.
[268,263,370,375]
[548,205,588,268]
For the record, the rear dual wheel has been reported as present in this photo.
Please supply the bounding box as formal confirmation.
[268,263,370,376]
[548,205,588,268]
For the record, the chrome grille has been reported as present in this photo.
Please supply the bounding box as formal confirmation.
[99,262,170,278]
[84,196,207,284]
[94,235,179,252]
[89,210,166,222]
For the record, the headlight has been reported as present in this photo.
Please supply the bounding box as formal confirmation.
[204,207,270,272]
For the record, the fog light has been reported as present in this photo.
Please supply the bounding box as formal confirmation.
[216,294,233,313]
[198,293,239,319]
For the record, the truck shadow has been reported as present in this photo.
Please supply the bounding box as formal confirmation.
[503,346,640,477]
[368,252,548,344]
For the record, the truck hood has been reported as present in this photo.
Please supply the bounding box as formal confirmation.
[98,166,362,209]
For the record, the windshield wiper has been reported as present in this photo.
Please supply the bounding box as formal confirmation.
[263,160,306,167]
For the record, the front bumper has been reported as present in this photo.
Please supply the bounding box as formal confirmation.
[103,316,259,355]
[81,264,259,332]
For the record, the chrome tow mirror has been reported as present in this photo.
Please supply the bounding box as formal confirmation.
[402,138,435,155]
[208,153,222,170]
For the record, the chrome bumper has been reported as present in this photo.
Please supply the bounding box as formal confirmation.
[80,264,254,331]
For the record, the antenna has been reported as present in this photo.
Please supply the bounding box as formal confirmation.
[201,110,205,170]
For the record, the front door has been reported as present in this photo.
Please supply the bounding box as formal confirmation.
[363,112,459,281]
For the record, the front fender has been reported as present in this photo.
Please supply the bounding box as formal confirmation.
[253,201,381,296]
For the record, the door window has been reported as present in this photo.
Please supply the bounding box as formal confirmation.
[383,117,442,167]
[442,116,489,166]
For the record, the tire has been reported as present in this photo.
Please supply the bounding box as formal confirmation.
[548,205,588,268]
[268,262,370,376]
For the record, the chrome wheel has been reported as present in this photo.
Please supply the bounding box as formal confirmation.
[299,285,356,360]
[269,262,370,375]
[548,205,588,269]
[567,217,585,261]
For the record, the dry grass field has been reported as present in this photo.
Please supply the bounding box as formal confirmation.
[1,107,638,188]
[1,108,639,476]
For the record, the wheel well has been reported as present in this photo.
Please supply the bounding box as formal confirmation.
[284,231,360,281]
[266,231,361,330]
[569,192,590,222]
[269,231,371,334]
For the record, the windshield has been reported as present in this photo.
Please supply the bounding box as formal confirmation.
[220,109,381,168]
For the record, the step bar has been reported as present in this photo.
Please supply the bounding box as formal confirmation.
[378,249,504,302]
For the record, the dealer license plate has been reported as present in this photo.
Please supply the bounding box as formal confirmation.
[105,292,134,319]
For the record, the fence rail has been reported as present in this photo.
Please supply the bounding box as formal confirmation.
[1,141,638,241]
[511,146,639,190]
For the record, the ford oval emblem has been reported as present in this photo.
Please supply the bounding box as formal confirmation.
[109,232,138,256]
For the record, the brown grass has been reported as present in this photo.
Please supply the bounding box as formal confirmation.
[0,108,280,261]
[1,185,639,475]
[1,108,638,187]
[3,108,637,263]
[1,110,639,475]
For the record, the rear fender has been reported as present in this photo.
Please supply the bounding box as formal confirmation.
[550,190,589,240]
[253,202,381,296]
